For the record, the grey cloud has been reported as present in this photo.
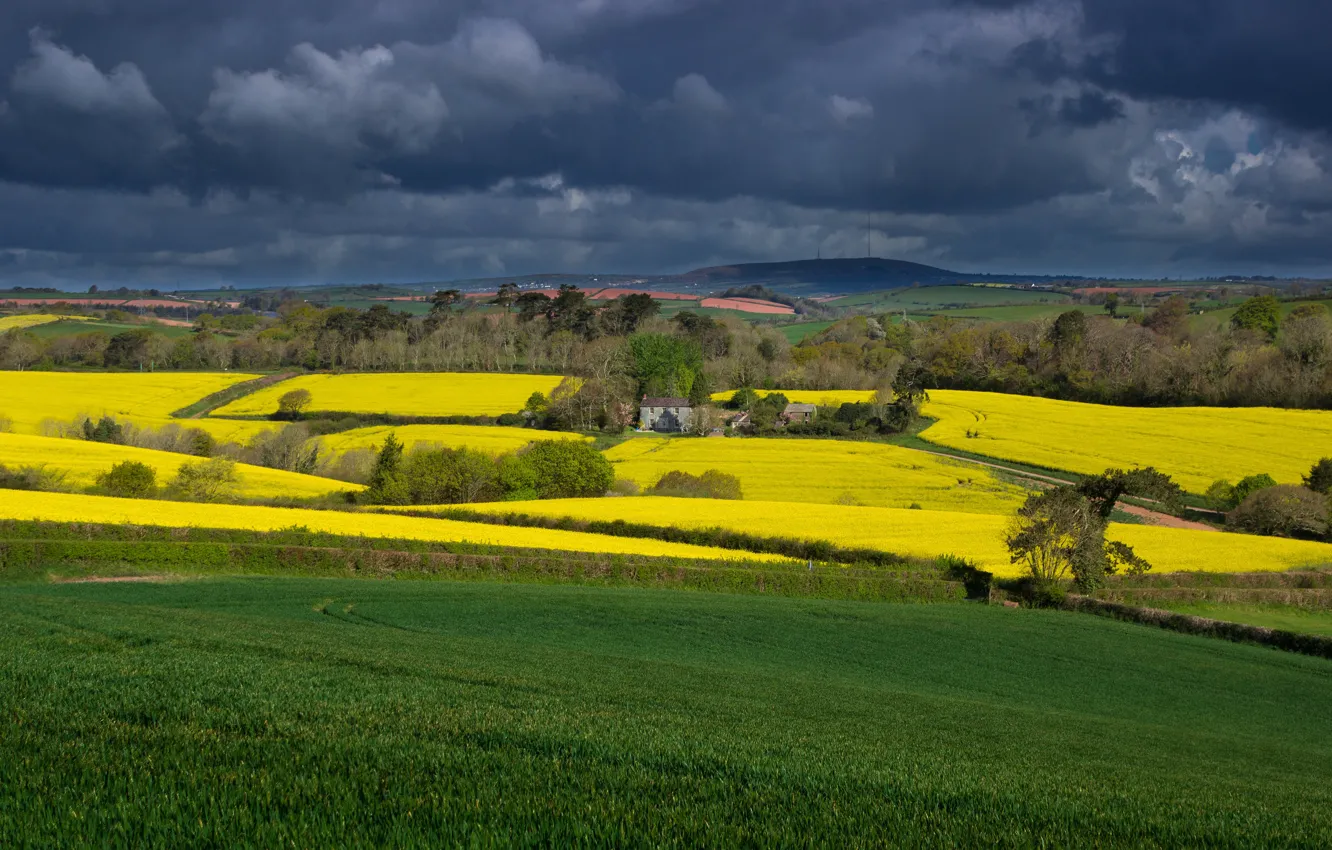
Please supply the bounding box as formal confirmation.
[10,30,167,118]
[0,0,1330,284]
[670,73,728,114]
[202,43,449,156]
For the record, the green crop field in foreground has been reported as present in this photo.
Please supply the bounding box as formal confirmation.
[2,578,1330,845]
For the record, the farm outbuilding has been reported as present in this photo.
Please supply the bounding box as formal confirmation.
[640,397,693,432]
[781,403,817,425]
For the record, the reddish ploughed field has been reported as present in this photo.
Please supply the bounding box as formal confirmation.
[699,297,795,314]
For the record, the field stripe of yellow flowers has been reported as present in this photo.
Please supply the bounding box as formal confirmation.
[0,432,357,499]
[432,497,1332,578]
[0,371,260,435]
[318,424,589,457]
[710,389,877,405]
[604,434,1032,513]
[212,372,566,418]
[0,314,93,332]
[0,490,789,563]
[920,390,1332,493]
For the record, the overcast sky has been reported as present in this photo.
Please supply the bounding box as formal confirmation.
[1,0,1330,288]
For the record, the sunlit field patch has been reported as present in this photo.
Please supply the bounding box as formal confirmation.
[319,424,589,457]
[0,432,357,499]
[0,490,789,563]
[211,373,566,418]
[603,435,1030,513]
[0,371,259,435]
[0,314,94,333]
[710,389,877,405]
[441,496,1332,578]
[920,390,1332,492]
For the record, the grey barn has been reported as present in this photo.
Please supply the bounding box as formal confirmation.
[640,397,693,432]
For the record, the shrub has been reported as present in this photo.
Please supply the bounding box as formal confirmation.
[610,478,641,497]
[82,415,124,444]
[650,469,743,500]
[1207,473,1278,511]
[0,463,68,492]
[399,447,502,505]
[97,461,157,498]
[515,440,614,499]
[1228,485,1330,539]
[168,458,239,502]
[1304,458,1332,495]
[0,413,11,433]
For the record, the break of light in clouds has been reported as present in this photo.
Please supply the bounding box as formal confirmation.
[0,0,1331,287]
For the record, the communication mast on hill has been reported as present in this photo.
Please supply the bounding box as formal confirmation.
[866,211,872,258]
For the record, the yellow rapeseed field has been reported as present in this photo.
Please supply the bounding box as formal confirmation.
[0,314,93,332]
[920,390,1332,492]
[0,371,259,435]
[319,424,589,457]
[0,432,357,499]
[0,489,789,563]
[447,496,1332,578]
[710,389,877,405]
[212,373,566,418]
[603,435,1031,513]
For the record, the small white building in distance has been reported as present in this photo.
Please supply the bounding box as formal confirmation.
[640,397,693,432]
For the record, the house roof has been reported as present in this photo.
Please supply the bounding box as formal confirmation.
[641,397,690,407]
[783,403,817,413]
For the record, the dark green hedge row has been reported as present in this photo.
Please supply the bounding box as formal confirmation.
[1062,595,1332,660]
[0,538,965,603]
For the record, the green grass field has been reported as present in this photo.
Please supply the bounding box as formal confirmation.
[24,319,195,339]
[1140,602,1332,637]
[2,577,1330,845]
[776,320,836,342]
[833,285,1074,309]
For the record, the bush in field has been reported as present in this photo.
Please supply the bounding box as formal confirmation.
[0,412,11,432]
[97,461,157,499]
[650,469,743,500]
[1228,485,1330,539]
[248,424,320,474]
[1206,473,1278,511]
[0,463,68,492]
[82,415,124,444]
[399,447,502,505]
[276,388,313,419]
[168,457,239,502]
[1304,458,1332,495]
[361,435,612,505]
[516,440,614,499]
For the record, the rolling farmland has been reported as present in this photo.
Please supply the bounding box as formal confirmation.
[318,424,589,456]
[921,390,1332,492]
[604,434,1031,512]
[709,388,878,405]
[212,372,565,417]
[0,371,259,434]
[435,497,1332,577]
[0,489,788,563]
[0,314,93,333]
[0,432,355,499]
[2,579,1329,845]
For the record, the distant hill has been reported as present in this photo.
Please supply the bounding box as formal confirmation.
[673,258,1078,294]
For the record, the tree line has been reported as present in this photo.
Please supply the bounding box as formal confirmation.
[3,288,1331,418]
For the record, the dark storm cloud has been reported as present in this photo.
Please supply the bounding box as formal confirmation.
[0,0,1330,285]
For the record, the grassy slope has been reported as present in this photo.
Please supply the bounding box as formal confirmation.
[1,578,1329,845]
[24,319,195,339]
[1142,602,1332,637]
